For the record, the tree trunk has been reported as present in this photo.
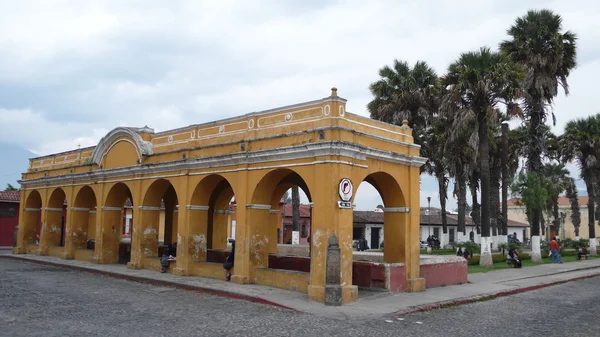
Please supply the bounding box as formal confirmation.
[478,111,493,267]
[436,167,448,237]
[469,175,481,235]
[585,176,597,255]
[526,98,544,262]
[553,202,560,237]
[292,186,300,244]
[490,153,501,241]
[501,123,509,237]
[457,175,467,236]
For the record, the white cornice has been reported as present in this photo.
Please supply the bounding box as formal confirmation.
[383,207,410,213]
[246,204,271,210]
[139,206,161,211]
[186,205,210,211]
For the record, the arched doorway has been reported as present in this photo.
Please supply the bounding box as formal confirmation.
[44,188,67,249]
[22,190,42,248]
[132,179,178,269]
[355,172,407,264]
[70,186,97,260]
[249,169,313,285]
[353,182,385,252]
[103,182,134,264]
[186,175,236,278]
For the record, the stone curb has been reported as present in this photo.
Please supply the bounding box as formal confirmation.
[0,255,297,312]
[393,272,600,317]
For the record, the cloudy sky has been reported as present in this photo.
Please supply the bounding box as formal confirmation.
[1,0,598,210]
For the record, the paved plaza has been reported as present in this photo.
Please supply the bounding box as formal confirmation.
[2,257,599,336]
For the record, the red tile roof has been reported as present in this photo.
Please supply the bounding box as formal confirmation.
[353,208,528,227]
[281,204,311,218]
[0,191,19,203]
[507,196,589,207]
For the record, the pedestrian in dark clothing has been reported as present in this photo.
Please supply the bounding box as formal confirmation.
[223,239,235,281]
[161,247,170,273]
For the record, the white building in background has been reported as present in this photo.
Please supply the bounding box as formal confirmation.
[353,207,529,249]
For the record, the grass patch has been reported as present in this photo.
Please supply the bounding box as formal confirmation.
[468,254,598,274]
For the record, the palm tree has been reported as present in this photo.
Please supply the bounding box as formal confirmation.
[442,47,523,267]
[423,117,450,236]
[369,60,451,238]
[501,9,578,261]
[368,60,438,136]
[562,114,600,255]
[445,113,477,238]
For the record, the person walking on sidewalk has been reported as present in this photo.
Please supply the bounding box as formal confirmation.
[550,237,563,264]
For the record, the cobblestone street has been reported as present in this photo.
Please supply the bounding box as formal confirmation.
[1,258,597,337]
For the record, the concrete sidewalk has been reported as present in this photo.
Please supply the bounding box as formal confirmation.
[2,252,599,321]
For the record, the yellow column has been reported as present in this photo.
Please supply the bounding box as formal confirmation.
[307,163,357,304]
[246,204,271,282]
[95,207,122,264]
[39,207,64,256]
[64,207,90,259]
[129,206,160,269]
[185,205,210,264]
[15,204,41,254]
[405,166,425,291]
[230,171,249,285]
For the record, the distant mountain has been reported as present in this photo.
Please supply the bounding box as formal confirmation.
[0,143,36,190]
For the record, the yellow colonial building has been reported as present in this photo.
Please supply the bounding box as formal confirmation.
[14,88,426,305]
[507,196,599,242]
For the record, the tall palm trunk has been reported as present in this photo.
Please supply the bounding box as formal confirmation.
[457,175,467,236]
[566,181,581,238]
[501,123,509,237]
[292,186,300,244]
[526,98,544,262]
[490,155,501,239]
[469,174,481,236]
[436,166,448,237]
[478,111,493,267]
[584,171,597,255]
[553,202,560,237]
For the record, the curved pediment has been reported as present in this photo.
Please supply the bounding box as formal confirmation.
[91,127,154,169]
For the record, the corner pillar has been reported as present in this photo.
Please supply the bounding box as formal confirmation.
[307,164,357,305]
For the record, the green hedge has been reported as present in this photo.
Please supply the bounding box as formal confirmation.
[467,252,531,266]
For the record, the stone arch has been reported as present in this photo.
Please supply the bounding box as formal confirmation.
[248,168,314,279]
[136,179,179,264]
[71,186,97,252]
[354,171,406,208]
[102,182,135,264]
[22,190,42,245]
[251,168,312,205]
[45,188,67,247]
[355,171,408,263]
[90,127,154,168]
[105,182,134,207]
[187,175,236,264]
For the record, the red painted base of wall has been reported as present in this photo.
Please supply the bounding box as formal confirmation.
[268,254,468,292]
